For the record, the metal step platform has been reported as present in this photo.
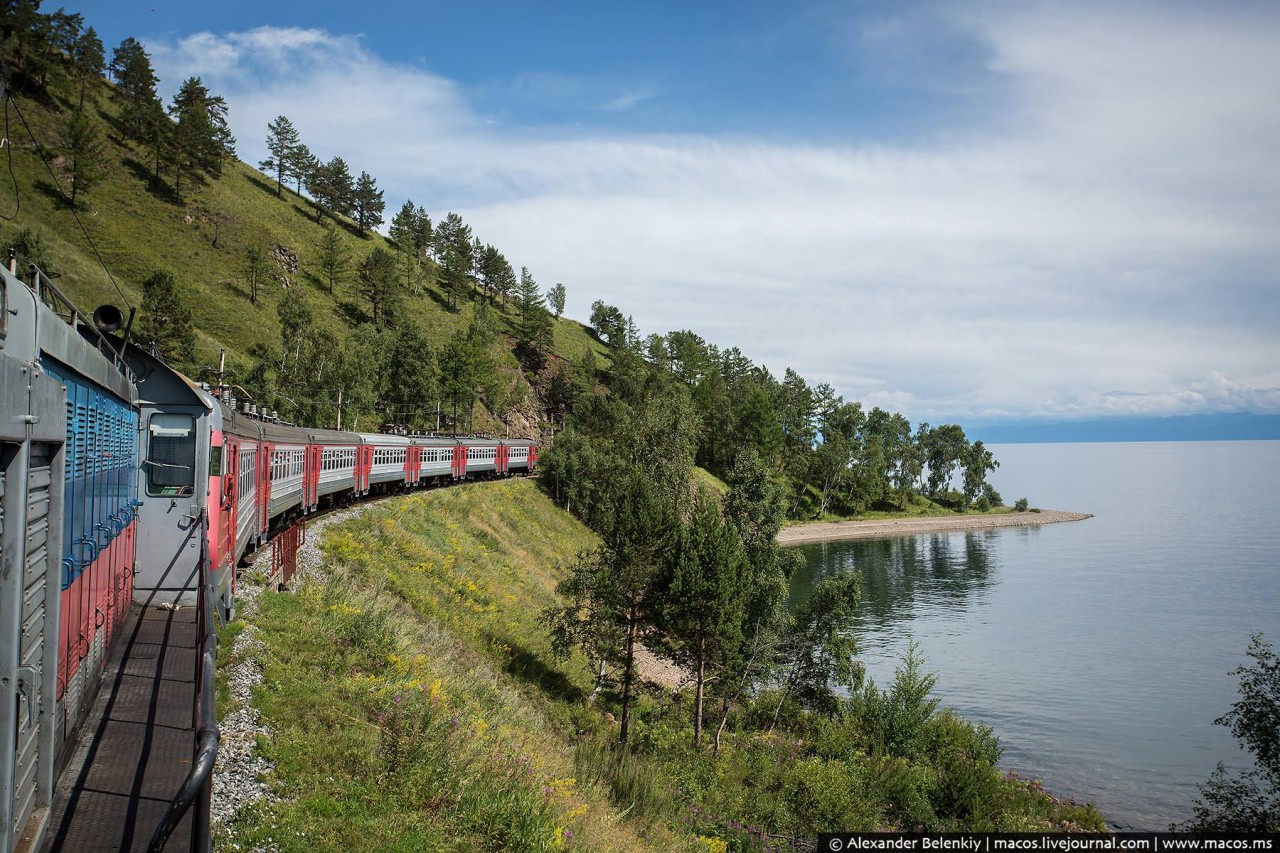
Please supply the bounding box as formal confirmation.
[44,605,198,852]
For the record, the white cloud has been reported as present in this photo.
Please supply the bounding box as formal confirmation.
[140,6,1280,422]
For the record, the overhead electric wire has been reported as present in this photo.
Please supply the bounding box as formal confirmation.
[1,75,20,221]
[5,84,133,311]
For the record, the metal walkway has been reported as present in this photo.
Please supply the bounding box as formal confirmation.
[44,605,198,852]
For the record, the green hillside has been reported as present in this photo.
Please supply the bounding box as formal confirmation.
[1,70,603,435]
[2,8,1009,519]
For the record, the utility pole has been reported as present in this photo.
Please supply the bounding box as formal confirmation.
[336,387,344,431]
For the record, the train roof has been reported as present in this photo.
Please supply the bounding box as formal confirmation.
[407,434,461,447]
[257,418,315,445]
[355,432,409,445]
[307,427,360,445]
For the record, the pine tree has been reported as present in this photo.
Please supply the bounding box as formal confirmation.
[659,489,748,748]
[388,201,419,291]
[316,223,348,294]
[141,96,169,181]
[545,468,676,745]
[352,171,385,235]
[432,212,473,268]
[286,142,316,196]
[411,205,433,260]
[306,156,355,219]
[380,322,436,429]
[514,266,552,346]
[438,326,492,433]
[0,1,50,96]
[438,248,469,311]
[168,77,234,197]
[110,37,159,140]
[242,243,268,304]
[259,115,301,198]
[69,25,103,109]
[138,270,196,364]
[495,256,517,307]
[357,246,398,325]
[61,107,106,208]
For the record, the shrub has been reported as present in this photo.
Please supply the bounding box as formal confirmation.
[781,757,882,831]
[923,710,1002,767]
[870,755,938,829]
[852,643,941,760]
[933,754,1004,824]
[1013,498,1029,512]
[1181,633,1279,831]
[981,483,1003,508]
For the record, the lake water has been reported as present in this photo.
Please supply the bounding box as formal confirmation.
[788,441,1280,830]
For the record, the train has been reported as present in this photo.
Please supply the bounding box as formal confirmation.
[0,260,537,853]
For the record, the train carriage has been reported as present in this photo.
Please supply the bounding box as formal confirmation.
[464,437,502,477]
[309,428,359,509]
[411,435,460,484]
[503,438,537,474]
[358,432,412,489]
[257,420,308,529]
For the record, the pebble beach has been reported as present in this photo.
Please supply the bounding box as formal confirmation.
[775,509,1092,546]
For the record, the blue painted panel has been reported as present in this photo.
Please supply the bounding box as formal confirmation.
[42,361,138,588]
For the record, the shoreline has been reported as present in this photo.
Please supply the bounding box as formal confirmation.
[776,509,1093,545]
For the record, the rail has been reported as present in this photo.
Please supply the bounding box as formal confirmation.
[147,520,219,853]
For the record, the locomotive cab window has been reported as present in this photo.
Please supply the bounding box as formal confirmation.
[146,413,196,496]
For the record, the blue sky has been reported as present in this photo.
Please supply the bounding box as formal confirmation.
[66,1,1280,425]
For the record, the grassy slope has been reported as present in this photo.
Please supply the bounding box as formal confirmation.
[3,83,605,399]
[222,481,694,852]
[223,481,1105,851]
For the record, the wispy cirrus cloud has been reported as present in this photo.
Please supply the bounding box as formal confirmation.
[143,4,1280,423]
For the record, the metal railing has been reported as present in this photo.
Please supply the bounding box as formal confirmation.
[271,518,306,586]
[27,264,136,381]
[147,523,219,853]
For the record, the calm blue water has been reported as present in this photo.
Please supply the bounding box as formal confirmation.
[789,441,1280,830]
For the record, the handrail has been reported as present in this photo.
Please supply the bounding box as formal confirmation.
[147,518,219,853]
[27,263,136,382]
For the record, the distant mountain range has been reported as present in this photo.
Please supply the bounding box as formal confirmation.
[967,413,1280,444]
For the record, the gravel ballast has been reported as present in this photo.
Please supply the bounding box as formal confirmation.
[211,506,368,831]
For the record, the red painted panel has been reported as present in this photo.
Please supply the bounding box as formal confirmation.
[259,442,274,534]
[208,428,226,570]
[406,445,419,484]
[309,445,322,507]
[219,436,237,570]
